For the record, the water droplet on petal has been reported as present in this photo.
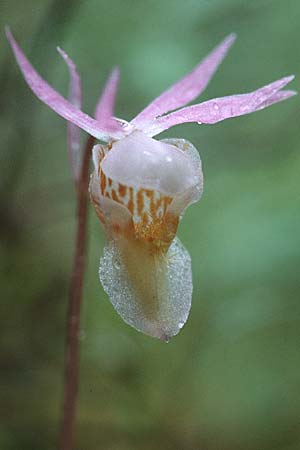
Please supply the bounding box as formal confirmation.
[161,334,170,343]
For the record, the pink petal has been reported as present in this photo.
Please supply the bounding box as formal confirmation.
[6,28,125,141]
[131,33,236,127]
[57,47,82,109]
[94,68,119,122]
[252,89,296,110]
[143,76,296,136]
[94,69,134,135]
[57,47,83,180]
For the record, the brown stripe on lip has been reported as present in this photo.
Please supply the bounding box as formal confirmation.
[137,189,144,216]
[118,183,127,197]
[127,187,134,214]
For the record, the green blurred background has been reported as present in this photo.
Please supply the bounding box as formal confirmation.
[1,1,300,449]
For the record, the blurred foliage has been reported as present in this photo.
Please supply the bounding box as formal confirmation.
[1,1,300,449]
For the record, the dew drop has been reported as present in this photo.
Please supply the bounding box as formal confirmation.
[160,334,170,343]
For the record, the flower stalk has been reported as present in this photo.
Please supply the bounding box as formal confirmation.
[59,135,94,450]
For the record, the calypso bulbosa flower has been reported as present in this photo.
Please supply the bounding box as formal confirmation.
[6,29,296,340]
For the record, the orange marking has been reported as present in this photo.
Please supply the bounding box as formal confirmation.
[163,196,172,213]
[148,191,157,220]
[118,183,126,197]
[127,200,134,214]
[111,189,119,203]
[100,171,106,194]
[155,197,162,209]
[142,212,148,224]
[98,148,105,175]
[108,177,112,187]
[137,189,144,216]
[127,187,134,214]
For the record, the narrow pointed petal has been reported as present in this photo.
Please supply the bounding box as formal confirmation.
[94,69,133,135]
[95,68,118,121]
[131,33,236,127]
[144,76,295,136]
[57,47,83,180]
[57,47,82,109]
[6,28,125,141]
[252,89,297,110]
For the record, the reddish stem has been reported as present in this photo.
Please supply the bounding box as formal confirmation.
[59,135,95,450]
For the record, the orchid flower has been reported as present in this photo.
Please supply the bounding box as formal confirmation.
[6,28,296,341]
